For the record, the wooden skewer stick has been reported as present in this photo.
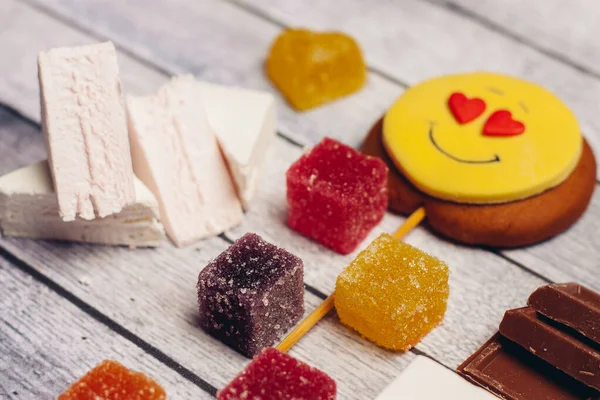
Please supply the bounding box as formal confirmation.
[277,206,427,353]
[276,293,336,353]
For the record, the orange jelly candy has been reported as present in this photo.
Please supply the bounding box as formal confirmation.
[58,360,166,400]
[335,233,449,351]
[266,29,366,111]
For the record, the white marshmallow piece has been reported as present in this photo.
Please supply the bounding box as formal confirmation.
[38,41,135,221]
[0,161,165,247]
[198,82,276,210]
[376,356,497,400]
[127,75,244,247]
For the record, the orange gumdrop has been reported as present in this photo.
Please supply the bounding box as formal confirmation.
[265,29,366,111]
[335,233,449,351]
[58,360,166,400]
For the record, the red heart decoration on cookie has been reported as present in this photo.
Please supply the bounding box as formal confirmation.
[448,92,486,124]
[483,110,525,137]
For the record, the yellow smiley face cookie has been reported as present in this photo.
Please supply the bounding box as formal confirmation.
[383,72,583,203]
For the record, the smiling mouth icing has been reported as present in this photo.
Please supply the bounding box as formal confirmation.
[428,124,501,165]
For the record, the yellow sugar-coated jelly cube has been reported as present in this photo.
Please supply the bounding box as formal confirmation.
[335,233,449,351]
[265,29,366,111]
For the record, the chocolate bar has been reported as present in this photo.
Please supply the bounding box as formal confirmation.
[529,283,600,344]
[500,307,600,390]
[458,334,599,400]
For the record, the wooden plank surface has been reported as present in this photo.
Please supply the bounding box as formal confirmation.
[0,255,213,399]
[25,0,600,305]
[413,0,600,291]
[225,139,548,366]
[0,5,421,397]
[225,0,600,291]
[4,0,549,366]
[431,0,600,80]
[232,0,600,171]
[0,0,165,120]
[24,0,400,148]
[1,0,599,399]
[0,101,417,398]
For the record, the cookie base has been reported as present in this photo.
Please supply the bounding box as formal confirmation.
[362,117,597,247]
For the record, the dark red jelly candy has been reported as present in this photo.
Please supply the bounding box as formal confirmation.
[286,137,388,254]
[197,233,304,357]
[218,348,337,400]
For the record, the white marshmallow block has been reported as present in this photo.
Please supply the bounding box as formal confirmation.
[198,82,276,209]
[127,75,243,247]
[0,161,165,247]
[38,41,135,221]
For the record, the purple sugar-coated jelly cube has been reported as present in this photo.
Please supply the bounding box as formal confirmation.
[218,348,337,400]
[197,233,304,357]
[286,137,388,255]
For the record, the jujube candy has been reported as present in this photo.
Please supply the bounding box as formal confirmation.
[266,29,366,111]
[218,348,336,400]
[286,137,388,255]
[197,233,304,357]
[58,360,166,400]
[335,233,449,350]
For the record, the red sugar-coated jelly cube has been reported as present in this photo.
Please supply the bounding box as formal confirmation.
[286,137,388,254]
[218,348,336,400]
[58,360,166,400]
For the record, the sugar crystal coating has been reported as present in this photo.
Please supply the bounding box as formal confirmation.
[266,29,366,111]
[58,360,166,400]
[218,348,336,400]
[335,233,449,350]
[286,137,388,255]
[197,233,304,357]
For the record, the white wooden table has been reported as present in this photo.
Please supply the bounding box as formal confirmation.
[1,1,599,398]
